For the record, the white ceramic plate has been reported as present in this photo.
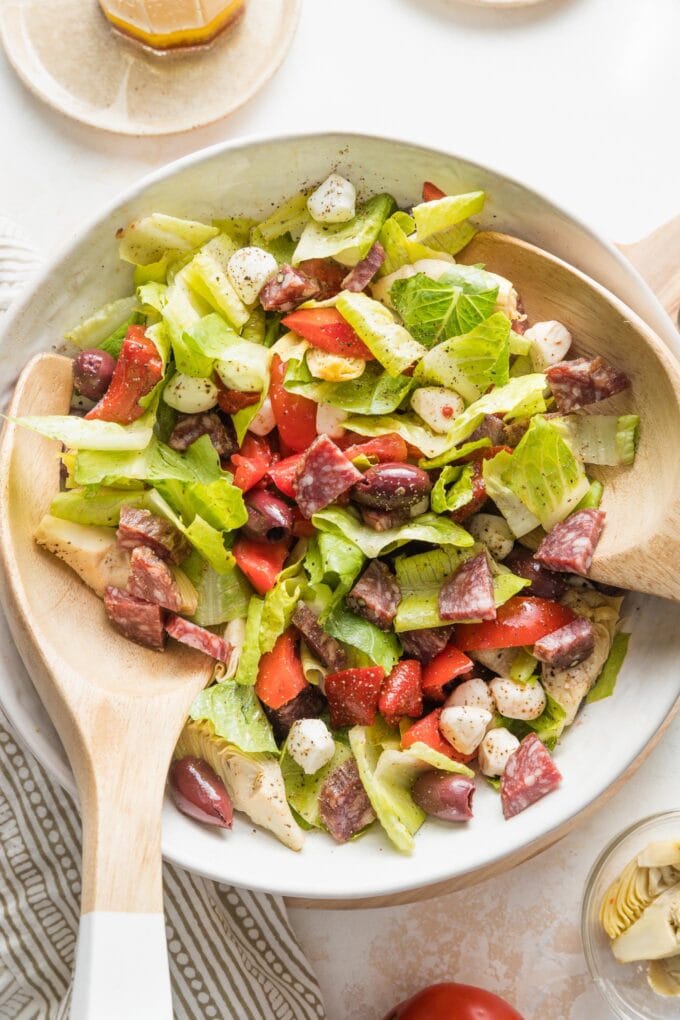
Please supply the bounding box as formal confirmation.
[1,132,679,902]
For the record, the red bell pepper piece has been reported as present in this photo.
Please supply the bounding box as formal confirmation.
[325,666,385,728]
[342,433,409,464]
[456,596,576,651]
[422,181,446,202]
[85,325,162,424]
[216,387,260,414]
[230,434,272,492]
[282,307,374,360]
[255,629,308,710]
[232,537,289,596]
[421,645,473,703]
[268,452,305,498]
[378,660,423,726]
[269,354,318,452]
[292,509,316,538]
[401,709,475,764]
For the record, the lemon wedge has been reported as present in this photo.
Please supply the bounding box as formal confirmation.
[99,0,246,50]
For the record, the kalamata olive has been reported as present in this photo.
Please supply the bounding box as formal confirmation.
[243,489,294,542]
[72,348,116,401]
[351,462,432,511]
[504,546,568,600]
[169,757,233,828]
[411,770,476,821]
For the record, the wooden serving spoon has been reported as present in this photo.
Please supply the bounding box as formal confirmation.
[0,353,213,1019]
[457,229,680,600]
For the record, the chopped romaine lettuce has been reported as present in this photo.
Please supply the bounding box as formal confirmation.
[12,415,153,452]
[586,632,630,703]
[73,436,216,487]
[182,235,250,330]
[430,464,474,514]
[190,680,277,754]
[293,194,396,267]
[575,479,604,510]
[312,506,473,559]
[65,296,140,349]
[343,412,455,459]
[49,486,147,527]
[253,191,311,243]
[303,532,365,608]
[557,414,639,466]
[118,214,219,266]
[281,740,353,829]
[390,273,498,346]
[412,191,485,242]
[503,416,590,531]
[482,450,541,537]
[414,313,511,401]
[234,597,265,685]
[283,356,413,415]
[212,216,257,246]
[336,292,426,377]
[377,213,456,277]
[242,306,266,344]
[182,551,252,626]
[324,604,401,674]
[259,558,306,655]
[509,648,539,684]
[418,437,491,471]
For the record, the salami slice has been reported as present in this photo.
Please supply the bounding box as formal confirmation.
[263,684,327,743]
[117,506,190,565]
[504,546,568,600]
[297,259,346,300]
[168,411,237,457]
[546,356,630,412]
[533,616,596,669]
[318,758,376,843]
[128,546,183,612]
[469,414,506,446]
[535,509,606,575]
[165,616,231,662]
[438,553,496,622]
[500,733,563,819]
[104,586,166,651]
[399,626,455,664]
[346,560,401,631]
[341,243,386,292]
[259,265,320,312]
[292,602,347,670]
[294,435,363,518]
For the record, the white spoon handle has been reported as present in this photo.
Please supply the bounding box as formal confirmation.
[71,912,173,1020]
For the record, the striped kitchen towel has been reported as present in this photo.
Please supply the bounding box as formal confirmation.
[0,219,326,1020]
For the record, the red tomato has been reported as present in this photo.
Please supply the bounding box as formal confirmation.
[230,434,272,492]
[256,630,308,709]
[421,181,446,203]
[421,645,473,702]
[268,452,305,498]
[269,354,318,452]
[297,258,347,300]
[216,387,260,414]
[378,660,423,726]
[232,537,289,596]
[282,307,374,360]
[85,326,162,424]
[384,981,524,1020]
[456,596,576,651]
[342,433,409,464]
[402,710,453,759]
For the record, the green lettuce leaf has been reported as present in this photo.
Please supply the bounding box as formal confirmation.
[182,235,250,330]
[482,450,541,538]
[118,214,219,266]
[324,604,401,674]
[377,213,456,277]
[281,740,353,829]
[586,632,630,703]
[242,306,266,344]
[557,414,640,466]
[349,725,423,853]
[413,313,511,401]
[49,486,147,527]
[412,191,486,242]
[190,680,277,754]
[430,464,474,514]
[283,356,413,414]
[12,415,152,452]
[182,551,252,626]
[498,692,567,751]
[509,648,539,684]
[234,597,265,685]
[303,532,365,608]
[503,416,590,531]
[335,292,426,377]
[259,558,306,655]
[212,216,257,246]
[418,437,491,471]
[73,433,221,487]
[253,191,311,243]
[65,296,139,349]
[312,506,473,560]
[293,194,396,267]
[390,272,498,346]
[575,479,604,511]
[342,412,455,459]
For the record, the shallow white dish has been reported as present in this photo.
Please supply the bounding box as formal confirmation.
[1,132,679,903]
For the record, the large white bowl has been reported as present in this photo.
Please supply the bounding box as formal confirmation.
[1,132,679,903]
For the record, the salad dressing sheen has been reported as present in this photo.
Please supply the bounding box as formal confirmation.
[99,0,246,50]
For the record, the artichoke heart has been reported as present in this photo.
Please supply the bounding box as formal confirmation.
[175,719,304,851]
[648,954,680,997]
[600,841,680,940]
[611,883,680,963]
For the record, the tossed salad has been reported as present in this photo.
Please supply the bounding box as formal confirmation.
[26,174,638,852]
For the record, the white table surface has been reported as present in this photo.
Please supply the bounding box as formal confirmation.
[1,0,678,1017]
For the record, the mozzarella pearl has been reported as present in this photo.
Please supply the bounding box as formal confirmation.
[490,677,547,721]
[163,373,218,413]
[445,677,495,714]
[525,320,573,371]
[439,705,493,756]
[410,386,465,434]
[468,513,514,561]
[307,174,356,224]
[478,728,521,777]
[287,719,336,775]
[227,246,278,305]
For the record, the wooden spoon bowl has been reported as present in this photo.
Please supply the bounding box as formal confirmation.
[0,352,212,1019]
[458,231,680,601]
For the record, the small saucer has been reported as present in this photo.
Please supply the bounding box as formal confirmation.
[0,0,301,136]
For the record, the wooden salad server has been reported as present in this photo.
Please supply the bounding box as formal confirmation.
[457,223,680,601]
[0,353,214,1019]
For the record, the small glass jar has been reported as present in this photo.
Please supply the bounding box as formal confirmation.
[99,0,246,51]
[581,810,680,1020]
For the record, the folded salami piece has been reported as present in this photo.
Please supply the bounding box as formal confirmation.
[346,560,401,631]
[535,509,606,576]
[533,617,596,669]
[292,602,347,671]
[166,615,231,662]
[128,546,183,612]
[104,586,166,651]
[546,356,630,412]
[438,552,496,622]
[294,435,363,518]
[117,505,190,565]
[500,733,563,819]
[168,411,236,457]
[260,264,319,312]
[341,242,385,292]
